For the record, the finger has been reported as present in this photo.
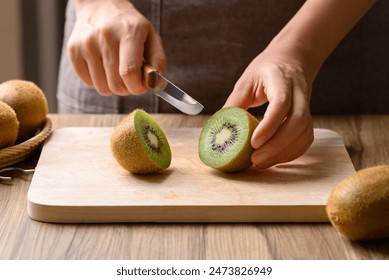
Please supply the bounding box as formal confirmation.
[252,119,313,169]
[144,27,167,74]
[251,82,312,168]
[71,57,94,88]
[100,30,129,96]
[224,73,268,110]
[274,119,314,165]
[84,44,112,96]
[250,72,292,149]
[266,78,311,149]
[119,21,149,95]
[67,40,94,87]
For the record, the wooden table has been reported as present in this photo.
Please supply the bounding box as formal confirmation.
[1,114,388,260]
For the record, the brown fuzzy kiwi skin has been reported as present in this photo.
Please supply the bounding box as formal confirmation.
[110,110,165,174]
[0,80,48,143]
[0,101,20,148]
[326,165,389,241]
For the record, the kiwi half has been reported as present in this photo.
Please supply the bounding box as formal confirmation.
[198,106,259,172]
[110,109,171,174]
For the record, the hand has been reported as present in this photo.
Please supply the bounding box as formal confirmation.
[224,0,376,169]
[67,0,166,96]
[224,48,314,169]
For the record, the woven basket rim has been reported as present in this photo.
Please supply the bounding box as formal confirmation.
[0,118,52,168]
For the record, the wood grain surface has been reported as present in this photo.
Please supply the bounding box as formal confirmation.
[27,128,354,223]
[1,114,389,260]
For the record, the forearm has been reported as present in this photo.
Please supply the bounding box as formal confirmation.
[268,0,376,81]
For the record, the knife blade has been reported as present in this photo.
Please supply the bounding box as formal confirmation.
[142,64,204,115]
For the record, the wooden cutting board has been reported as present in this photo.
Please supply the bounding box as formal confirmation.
[27,127,355,223]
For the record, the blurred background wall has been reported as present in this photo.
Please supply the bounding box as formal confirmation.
[0,0,66,113]
[0,1,388,114]
[0,1,23,83]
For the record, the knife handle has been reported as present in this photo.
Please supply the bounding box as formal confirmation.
[142,64,156,89]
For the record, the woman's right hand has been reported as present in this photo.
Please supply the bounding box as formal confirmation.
[67,0,166,96]
[224,47,314,169]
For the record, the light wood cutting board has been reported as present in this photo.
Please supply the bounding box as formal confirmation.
[27,127,355,223]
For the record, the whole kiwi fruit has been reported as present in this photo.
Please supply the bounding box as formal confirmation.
[0,80,48,142]
[326,165,389,241]
[0,101,20,149]
[110,109,171,174]
[198,106,259,172]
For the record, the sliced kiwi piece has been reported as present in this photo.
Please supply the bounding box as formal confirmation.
[110,109,171,174]
[198,106,259,172]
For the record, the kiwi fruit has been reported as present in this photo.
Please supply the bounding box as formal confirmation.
[110,109,171,174]
[0,101,20,149]
[0,80,48,143]
[326,165,389,241]
[198,106,259,172]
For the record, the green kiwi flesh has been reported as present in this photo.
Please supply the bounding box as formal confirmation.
[110,109,171,174]
[198,107,259,172]
[135,110,171,168]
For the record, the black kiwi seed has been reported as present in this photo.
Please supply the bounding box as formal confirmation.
[210,122,238,153]
[143,125,162,153]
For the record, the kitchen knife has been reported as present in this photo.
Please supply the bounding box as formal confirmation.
[142,64,204,115]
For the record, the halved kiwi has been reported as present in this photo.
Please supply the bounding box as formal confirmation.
[198,106,259,172]
[110,109,171,174]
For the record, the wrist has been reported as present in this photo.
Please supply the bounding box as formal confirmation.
[266,34,322,83]
[266,0,376,83]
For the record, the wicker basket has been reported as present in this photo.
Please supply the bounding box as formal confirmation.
[0,118,52,169]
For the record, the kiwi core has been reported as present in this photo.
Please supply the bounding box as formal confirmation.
[211,123,238,153]
[143,125,161,153]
